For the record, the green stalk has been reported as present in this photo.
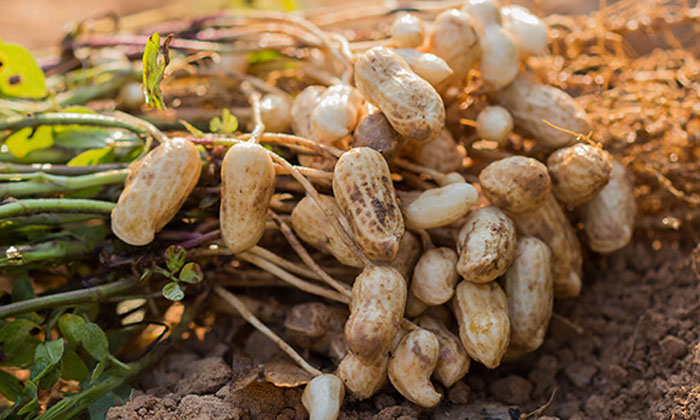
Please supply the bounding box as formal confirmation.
[0,277,139,319]
[0,199,115,218]
[1,213,103,226]
[0,169,128,197]
[1,238,104,268]
[0,162,128,175]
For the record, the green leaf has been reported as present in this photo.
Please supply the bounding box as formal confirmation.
[142,33,171,110]
[82,323,109,361]
[61,350,89,381]
[179,262,203,284]
[11,272,34,301]
[91,359,108,383]
[66,147,115,166]
[0,41,47,99]
[209,108,238,134]
[0,370,22,402]
[37,360,62,390]
[16,382,38,416]
[38,339,65,364]
[58,314,87,347]
[247,50,283,64]
[0,319,39,356]
[4,126,53,158]
[164,245,186,273]
[162,282,184,301]
[180,120,206,138]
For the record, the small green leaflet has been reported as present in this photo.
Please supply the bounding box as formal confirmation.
[4,126,53,159]
[165,245,186,273]
[162,282,184,301]
[61,350,89,381]
[179,262,203,284]
[209,108,238,134]
[0,40,47,99]
[67,147,115,166]
[142,33,172,110]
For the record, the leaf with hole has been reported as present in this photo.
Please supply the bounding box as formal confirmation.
[0,318,40,356]
[165,245,186,273]
[4,126,53,158]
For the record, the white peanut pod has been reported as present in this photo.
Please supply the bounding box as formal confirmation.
[260,94,292,133]
[547,143,613,207]
[491,74,592,149]
[311,85,363,144]
[476,105,514,142]
[390,13,426,48]
[501,5,547,56]
[333,147,404,262]
[291,85,326,139]
[453,280,510,369]
[410,248,459,305]
[390,232,422,279]
[388,329,442,408]
[336,352,388,400]
[291,195,364,267]
[112,138,201,246]
[581,160,636,253]
[479,156,551,213]
[393,48,454,88]
[345,265,407,364]
[404,183,478,230]
[425,9,480,89]
[401,128,465,173]
[462,0,502,30]
[456,206,517,283]
[354,46,445,143]
[414,315,470,387]
[504,237,553,352]
[479,25,520,90]
[302,374,344,420]
[513,194,583,298]
[220,143,276,254]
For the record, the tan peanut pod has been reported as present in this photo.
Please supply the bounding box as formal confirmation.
[336,352,388,400]
[291,85,326,139]
[425,9,480,89]
[547,143,613,207]
[453,280,510,368]
[333,147,404,262]
[479,156,551,213]
[405,291,429,318]
[390,13,426,48]
[504,237,553,352]
[476,105,513,143]
[291,195,364,267]
[345,265,407,364]
[393,48,454,88]
[581,160,636,253]
[414,315,470,387]
[410,247,459,305]
[513,194,582,298]
[284,302,349,355]
[401,128,465,173]
[311,85,363,144]
[390,232,422,279]
[112,138,201,246]
[220,143,276,254]
[388,329,442,408]
[404,183,478,230]
[500,5,547,56]
[354,46,445,143]
[260,94,292,133]
[491,74,592,149]
[456,206,517,283]
[352,110,402,160]
[462,0,502,30]
[479,25,519,90]
[302,374,344,420]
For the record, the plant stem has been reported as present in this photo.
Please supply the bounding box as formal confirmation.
[1,213,103,226]
[0,237,106,267]
[0,169,128,197]
[0,162,128,175]
[0,199,115,218]
[0,277,139,319]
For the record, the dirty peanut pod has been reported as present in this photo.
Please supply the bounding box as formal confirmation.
[547,143,613,207]
[291,195,364,268]
[336,352,388,400]
[311,85,363,144]
[302,374,344,420]
[500,5,547,56]
[425,9,480,89]
[401,129,465,173]
[352,110,402,160]
[354,46,445,143]
[111,137,201,246]
[390,12,426,48]
[479,25,520,90]
[414,315,471,387]
[581,160,636,253]
[476,105,514,142]
[333,147,404,262]
[220,143,276,254]
[453,280,510,369]
[393,48,454,88]
[491,74,592,149]
[388,328,442,408]
[260,93,292,133]
[410,247,459,305]
[345,265,407,365]
[456,206,517,283]
[404,182,478,230]
[479,156,551,213]
[284,302,348,355]
[390,232,422,279]
[504,237,553,352]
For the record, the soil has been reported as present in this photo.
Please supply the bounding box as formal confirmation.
[105,239,700,420]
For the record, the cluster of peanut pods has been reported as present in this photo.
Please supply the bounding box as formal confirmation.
[109,0,636,417]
